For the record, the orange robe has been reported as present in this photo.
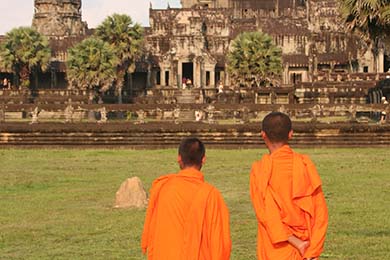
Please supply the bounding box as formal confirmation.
[250,145,328,260]
[141,168,231,260]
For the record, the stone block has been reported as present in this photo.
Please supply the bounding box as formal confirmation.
[114,177,148,209]
[5,112,23,119]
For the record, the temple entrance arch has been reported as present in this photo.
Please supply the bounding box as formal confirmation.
[182,62,194,85]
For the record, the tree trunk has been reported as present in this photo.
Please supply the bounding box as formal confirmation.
[129,73,133,100]
[116,70,126,104]
[20,65,30,88]
[117,86,123,104]
[34,67,39,90]
[373,40,379,73]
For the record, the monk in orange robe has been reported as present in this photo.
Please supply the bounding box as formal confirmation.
[141,137,231,260]
[250,112,328,260]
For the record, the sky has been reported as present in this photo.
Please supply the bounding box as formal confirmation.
[0,0,181,35]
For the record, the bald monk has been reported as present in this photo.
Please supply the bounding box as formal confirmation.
[141,137,231,260]
[250,112,328,260]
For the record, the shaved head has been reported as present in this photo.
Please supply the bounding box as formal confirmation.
[178,138,205,168]
[262,112,292,143]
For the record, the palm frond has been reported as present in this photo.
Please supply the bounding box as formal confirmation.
[227,32,282,87]
[0,27,51,88]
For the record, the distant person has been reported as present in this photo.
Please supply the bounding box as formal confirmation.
[218,81,224,94]
[380,96,388,124]
[142,137,231,259]
[195,110,202,122]
[186,78,192,87]
[182,77,187,89]
[250,112,328,260]
[3,78,8,89]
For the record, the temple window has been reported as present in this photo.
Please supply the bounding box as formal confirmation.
[297,0,306,7]
[156,71,161,85]
[165,71,170,86]
[291,73,302,84]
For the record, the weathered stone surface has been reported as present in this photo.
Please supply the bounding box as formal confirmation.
[32,0,87,38]
[114,177,148,209]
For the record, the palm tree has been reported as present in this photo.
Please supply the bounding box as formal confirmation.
[340,0,390,72]
[95,14,144,103]
[0,27,51,88]
[67,37,119,92]
[227,32,282,88]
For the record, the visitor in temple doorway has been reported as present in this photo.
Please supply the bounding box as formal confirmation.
[182,77,187,89]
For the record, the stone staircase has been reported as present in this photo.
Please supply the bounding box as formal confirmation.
[174,89,200,121]
[175,89,199,104]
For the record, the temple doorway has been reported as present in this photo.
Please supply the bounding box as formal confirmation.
[290,73,302,84]
[182,62,193,85]
[384,55,390,73]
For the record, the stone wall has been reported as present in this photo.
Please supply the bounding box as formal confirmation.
[1,121,390,148]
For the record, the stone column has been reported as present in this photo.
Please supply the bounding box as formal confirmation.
[151,70,156,87]
[200,61,204,87]
[193,60,198,88]
[284,63,289,84]
[378,48,385,73]
[210,69,215,88]
[50,66,56,89]
[308,55,313,82]
[173,60,179,88]
[170,62,175,88]
[220,71,225,85]
[161,68,166,87]
[225,70,230,87]
[178,61,183,86]
[146,63,152,89]
[314,55,318,76]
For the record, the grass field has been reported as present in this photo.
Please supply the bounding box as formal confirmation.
[1,148,390,260]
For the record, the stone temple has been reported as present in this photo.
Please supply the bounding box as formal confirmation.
[146,0,386,89]
[0,0,388,92]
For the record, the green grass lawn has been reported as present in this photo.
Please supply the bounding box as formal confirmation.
[1,148,390,260]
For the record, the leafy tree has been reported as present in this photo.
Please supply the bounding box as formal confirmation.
[95,14,144,103]
[227,31,282,87]
[67,37,119,91]
[340,0,390,71]
[0,27,51,88]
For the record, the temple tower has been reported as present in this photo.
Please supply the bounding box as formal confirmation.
[32,0,88,38]
[181,0,230,8]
